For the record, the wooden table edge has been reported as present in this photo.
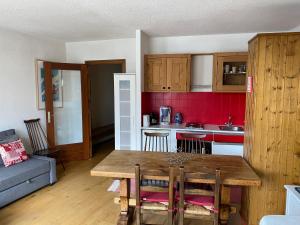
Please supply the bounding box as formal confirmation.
[90,171,261,186]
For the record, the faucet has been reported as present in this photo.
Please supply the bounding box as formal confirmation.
[225,114,233,127]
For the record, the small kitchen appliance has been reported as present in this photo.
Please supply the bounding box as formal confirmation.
[159,106,171,125]
[149,112,158,125]
[143,114,150,127]
[174,112,183,124]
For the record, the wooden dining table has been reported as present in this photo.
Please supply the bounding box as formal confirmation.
[91,150,261,225]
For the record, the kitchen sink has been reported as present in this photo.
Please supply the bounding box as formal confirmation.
[219,125,244,131]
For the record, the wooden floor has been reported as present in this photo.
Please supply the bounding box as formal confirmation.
[0,141,239,225]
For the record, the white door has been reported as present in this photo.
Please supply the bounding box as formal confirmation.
[114,74,136,150]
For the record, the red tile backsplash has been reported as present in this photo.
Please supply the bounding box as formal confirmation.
[142,92,246,125]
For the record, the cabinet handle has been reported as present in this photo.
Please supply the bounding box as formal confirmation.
[167,87,171,89]
[47,111,51,124]
[162,87,166,89]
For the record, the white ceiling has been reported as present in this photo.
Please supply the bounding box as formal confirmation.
[0,0,299,42]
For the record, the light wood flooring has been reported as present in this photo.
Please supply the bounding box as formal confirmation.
[0,141,239,225]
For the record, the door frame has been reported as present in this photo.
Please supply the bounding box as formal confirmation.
[44,62,91,161]
[85,59,126,72]
[85,59,126,148]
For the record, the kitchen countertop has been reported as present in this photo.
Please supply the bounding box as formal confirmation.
[141,123,245,136]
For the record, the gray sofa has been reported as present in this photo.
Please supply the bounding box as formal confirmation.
[0,129,57,208]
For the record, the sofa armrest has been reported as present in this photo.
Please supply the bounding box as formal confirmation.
[31,155,57,184]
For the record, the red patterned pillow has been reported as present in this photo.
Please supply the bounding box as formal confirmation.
[0,139,28,167]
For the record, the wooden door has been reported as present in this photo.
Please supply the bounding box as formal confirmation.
[166,56,191,92]
[44,62,91,161]
[144,56,167,92]
[213,53,248,92]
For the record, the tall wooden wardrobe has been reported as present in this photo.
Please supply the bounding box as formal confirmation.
[242,32,300,224]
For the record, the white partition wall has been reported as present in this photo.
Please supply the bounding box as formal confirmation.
[114,73,136,150]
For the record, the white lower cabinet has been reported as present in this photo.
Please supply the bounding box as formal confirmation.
[212,142,243,157]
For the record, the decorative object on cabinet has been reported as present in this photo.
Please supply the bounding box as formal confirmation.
[213,52,248,92]
[174,112,183,124]
[242,32,300,225]
[114,73,136,150]
[149,112,158,125]
[159,106,171,125]
[144,54,191,92]
[36,59,63,109]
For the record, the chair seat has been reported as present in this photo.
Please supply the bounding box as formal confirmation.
[141,191,169,203]
[176,194,216,213]
[141,202,168,211]
[184,195,214,207]
[185,204,211,215]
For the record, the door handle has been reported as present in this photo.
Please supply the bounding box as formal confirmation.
[47,111,51,123]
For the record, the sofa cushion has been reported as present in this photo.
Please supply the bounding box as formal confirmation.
[0,129,18,166]
[0,139,29,167]
[0,157,50,192]
[0,129,18,143]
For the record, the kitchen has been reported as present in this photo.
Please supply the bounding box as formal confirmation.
[120,52,248,156]
[109,31,300,225]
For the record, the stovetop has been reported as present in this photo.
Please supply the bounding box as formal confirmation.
[185,122,204,129]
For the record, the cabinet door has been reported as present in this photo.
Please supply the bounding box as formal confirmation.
[167,56,191,92]
[144,56,167,92]
[212,142,243,156]
[213,53,248,92]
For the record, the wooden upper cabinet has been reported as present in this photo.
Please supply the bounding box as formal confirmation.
[144,54,191,92]
[144,56,167,92]
[213,52,248,92]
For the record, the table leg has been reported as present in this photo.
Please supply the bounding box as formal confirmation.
[117,178,132,225]
[220,185,231,225]
[220,186,240,225]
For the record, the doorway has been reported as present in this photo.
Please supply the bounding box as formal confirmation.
[86,59,125,155]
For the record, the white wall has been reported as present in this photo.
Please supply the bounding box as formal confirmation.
[135,30,150,150]
[0,28,66,147]
[290,25,300,31]
[65,38,136,72]
[148,33,256,53]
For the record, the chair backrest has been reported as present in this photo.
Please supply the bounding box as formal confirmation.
[179,133,207,154]
[178,166,221,225]
[24,119,49,153]
[144,132,169,152]
[135,164,175,224]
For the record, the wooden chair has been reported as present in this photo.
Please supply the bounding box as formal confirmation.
[144,132,169,152]
[178,166,221,225]
[24,118,65,170]
[135,164,175,225]
[179,133,207,154]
